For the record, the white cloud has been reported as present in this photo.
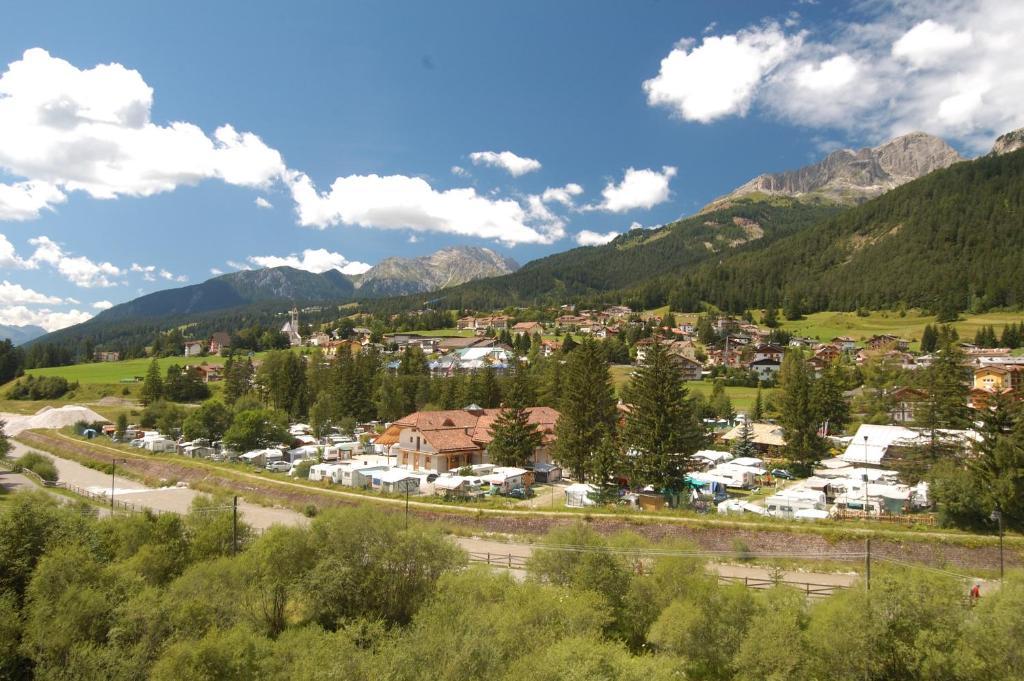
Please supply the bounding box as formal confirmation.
[0,48,285,219]
[468,150,542,176]
[575,230,619,246]
[650,1,1024,151]
[156,268,187,283]
[130,262,157,281]
[24,236,122,288]
[254,196,273,209]
[91,299,113,310]
[0,180,65,221]
[892,19,973,68]
[643,24,794,122]
[588,166,677,213]
[450,165,470,177]
[210,267,223,275]
[248,247,372,275]
[226,260,251,271]
[0,233,26,267]
[285,171,565,245]
[0,280,63,305]
[0,305,93,332]
[407,234,419,243]
[541,183,584,207]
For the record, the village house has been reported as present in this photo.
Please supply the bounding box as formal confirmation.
[511,321,545,336]
[748,358,781,380]
[831,336,857,352]
[668,352,703,381]
[209,331,231,355]
[866,334,910,352]
[887,387,927,423]
[540,339,563,357]
[752,344,785,363]
[720,422,786,455]
[93,350,121,362]
[604,305,633,318]
[813,343,842,364]
[183,341,204,357]
[973,365,1024,393]
[378,406,560,473]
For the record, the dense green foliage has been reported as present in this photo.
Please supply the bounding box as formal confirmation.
[4,375,74,401]
[2,493,1019,681]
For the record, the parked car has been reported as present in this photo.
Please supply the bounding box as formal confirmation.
[771,468,795,480]
[426,473,439,483]
[507,487,531,499]
[266,461,292,473]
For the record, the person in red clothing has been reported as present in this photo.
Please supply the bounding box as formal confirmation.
[970,583,981,604]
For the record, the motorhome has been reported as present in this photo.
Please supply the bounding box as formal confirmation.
[763,490,827,519]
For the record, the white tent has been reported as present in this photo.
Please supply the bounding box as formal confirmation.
[564,483,599,508]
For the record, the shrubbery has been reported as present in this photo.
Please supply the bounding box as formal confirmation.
[15,451,58,482]
[5,375,76,400]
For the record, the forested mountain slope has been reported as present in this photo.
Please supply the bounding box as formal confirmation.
[675,147,1024,314]
[411,198,843,311]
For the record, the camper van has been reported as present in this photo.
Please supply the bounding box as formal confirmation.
[763,490,827,519]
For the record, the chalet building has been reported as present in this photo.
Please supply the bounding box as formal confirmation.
[813,343,842,364]
[748,358,781,380]
[511,321,545,336]
[377,406,560,473]
[866,335,910,352]
[94,351,120,362]
[183,341,204,357]
[209,332,231,355]
[668,353,703,381]
[831,336,857,352]
[752,344,786,363]
[887,387,927,423]
[974,365,1024,393]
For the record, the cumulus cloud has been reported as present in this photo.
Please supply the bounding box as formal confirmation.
[891,19,973,68]
[541,183,584,207]
[468,150,542,176]
[648,0,1024,151]
[254,196,273,209]
[23,236,122,288]
[0,48,285,219]
[285,171,565,245]
[0,233,26,267]
[91,299,113,310]
[575,230,619,246]
[0,280,63,305]
[450,165,470,178]
[643,24,794,122]
[158,268,188,283]
[248,247,372,275]
[0,304,92,332]
[588,166,677,213]
[130,263,156,281]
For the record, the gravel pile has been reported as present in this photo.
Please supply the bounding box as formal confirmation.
[1,405,109,435]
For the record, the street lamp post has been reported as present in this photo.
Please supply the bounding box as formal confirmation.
[862,435,869,516]
[991,508,1004,580]
[110,458,125,513]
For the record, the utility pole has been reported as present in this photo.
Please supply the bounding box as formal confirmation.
[991,508,1004,580]
[405,484,410,530]
[110,458,124,514]
[232,495,238,555]
[865,537,871,591]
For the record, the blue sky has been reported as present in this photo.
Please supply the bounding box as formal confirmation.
[1,0,1022,330]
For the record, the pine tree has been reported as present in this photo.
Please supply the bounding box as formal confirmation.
[778,350,823,471]
[487,406,543,468]
[553,338,617,481]
[141,358,164,406]
[589,431,623,503]
[915,341,971,458]
[763,307,779,328]
[751,385,765,421]
[811,362,849,436]
[621,342,704,493]
[503,359,535,409]
[115,412,128,439]
[730,417,756,459]
[920,324,938,353]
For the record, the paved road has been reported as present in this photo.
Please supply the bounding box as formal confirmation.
[9,441,307,530]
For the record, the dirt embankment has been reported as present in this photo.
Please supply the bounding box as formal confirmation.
[17,430,1019,573]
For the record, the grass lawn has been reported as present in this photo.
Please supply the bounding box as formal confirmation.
[412,328,476,337]
[610,364,761,411]
[19,352,275,386]
[771,310,1024,348]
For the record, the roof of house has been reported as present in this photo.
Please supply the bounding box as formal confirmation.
[210,331,231,346]
[721,422,786,447]
[393,406,561,450]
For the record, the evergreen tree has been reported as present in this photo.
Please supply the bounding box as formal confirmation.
[141,358,164,406]
[730,417,756,459]
[589,431,623,503]
[811,362,849,436]
[762,307,779,329]
[487,406,543,468]
[561,333,578,354]
[914,341,971,458]
[751,385,765,422]
[709,380,734,421]
[621,342,704,493]
[553,338,617,481]
[502,359,535,409]
[223,354,254,405]
[778,350,823,471]
[537,357,564,408]
[115,413,128,440]
[971,393,1024,529]
[920,324,938,353]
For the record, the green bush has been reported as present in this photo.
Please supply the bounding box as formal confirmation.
[5,375,76,400]
[16,451,59,482]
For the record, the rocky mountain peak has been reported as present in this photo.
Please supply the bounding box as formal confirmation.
[991,127,1024,156]
[710,131,962,208]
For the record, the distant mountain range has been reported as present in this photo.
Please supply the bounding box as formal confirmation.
[705,132,963,209]
[30,128,1024,352]
[93,246,518,322]
[0,324,47,346]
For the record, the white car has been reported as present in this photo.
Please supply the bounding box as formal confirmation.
[265,461,292,473]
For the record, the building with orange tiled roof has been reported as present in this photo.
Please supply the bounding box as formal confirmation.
[385,406,559,473]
